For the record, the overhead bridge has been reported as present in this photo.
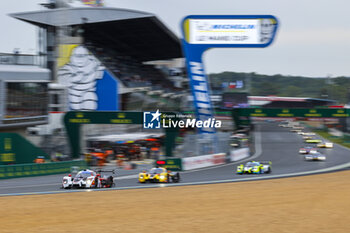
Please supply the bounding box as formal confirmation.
[232,108,350,129]
[233,108,349,118]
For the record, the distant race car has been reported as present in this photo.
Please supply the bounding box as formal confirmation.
[317,141,334,148]
[299,146,317,154]
[138,167,180,183]
[302,136,313,140]
[304,152,326,161]
[62,169,115,189]
[291,126,304,132]
[303,132,316,136]
[305,139,322,143]
[236,161,272,174]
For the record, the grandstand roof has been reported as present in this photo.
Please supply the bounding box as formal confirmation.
[249,96,307,102]
[0,64,50,73]
[249,96,334,103]
[10,7,183,61]
[248,96,335,108]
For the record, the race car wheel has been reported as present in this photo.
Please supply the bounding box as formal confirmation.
[106,176,114,188]
[94,177,99,188]
[267,167,271,173]
[172,173,180,183]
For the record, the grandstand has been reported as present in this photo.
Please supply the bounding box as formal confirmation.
[11,5,189,112]
[0,53,50,131]
[6,2,192,156]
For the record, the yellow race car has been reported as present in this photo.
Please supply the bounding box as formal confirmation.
[305,139,322,143]
[236,161,272,174]
[138,167,180,183]
[317,141,333,148]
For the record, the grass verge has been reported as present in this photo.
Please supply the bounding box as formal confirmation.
[315,130,350,149]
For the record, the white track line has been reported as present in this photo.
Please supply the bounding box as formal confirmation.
[0,126,262,190]
[181,124,263,174]
[2,160,350,197]
[2,125,350,197]
[111,126,263,178]
[0,183,60,189]
[0,125,264,191]
[0,174,141,189]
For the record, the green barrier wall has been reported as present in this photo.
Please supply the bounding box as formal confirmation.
[0,160,87,179]
[0,133,48,165]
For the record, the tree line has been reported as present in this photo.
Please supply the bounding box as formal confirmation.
[209,72,350,104]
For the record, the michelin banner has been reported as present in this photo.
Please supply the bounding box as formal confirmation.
[181,15,278,134]
[57,45,119,111]
[186,18,277,44]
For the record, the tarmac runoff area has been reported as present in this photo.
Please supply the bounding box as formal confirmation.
[0,170,350,233]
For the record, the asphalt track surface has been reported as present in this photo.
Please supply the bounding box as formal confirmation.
[1,122,350,196]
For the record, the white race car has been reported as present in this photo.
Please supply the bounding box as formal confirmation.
[304,152,326,161]
[62,169,115,189]
[299,146,317,154]
[303,132,316,136]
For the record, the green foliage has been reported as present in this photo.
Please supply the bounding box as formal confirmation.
[282,85,302,97]
[209,72,350,104]
[315,130,350,149]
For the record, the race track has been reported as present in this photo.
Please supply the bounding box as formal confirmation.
[1,122,350,196]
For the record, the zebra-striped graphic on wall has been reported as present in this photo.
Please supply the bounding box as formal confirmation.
[57,45,119,111]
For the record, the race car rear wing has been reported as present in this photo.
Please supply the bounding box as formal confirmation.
[94,169,117,175]
[260,161,272,165]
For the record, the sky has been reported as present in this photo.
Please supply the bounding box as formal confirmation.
[1,0,350,77]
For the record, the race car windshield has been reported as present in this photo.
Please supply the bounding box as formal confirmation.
[149,168,164,174]
[76,171,95,178]
[246,162,259,167]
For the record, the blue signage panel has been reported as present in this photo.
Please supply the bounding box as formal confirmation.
[96,70,119,111]
[181,15,278,134]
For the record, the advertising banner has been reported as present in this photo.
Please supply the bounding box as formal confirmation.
[230,148,250,162]
[235,108,350,118]
[187,19,271,44]
[0,133,48,165]
[181,15,278,134]
[155,158,183,171]
[182,153,226,170]
[81,0,104,7]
